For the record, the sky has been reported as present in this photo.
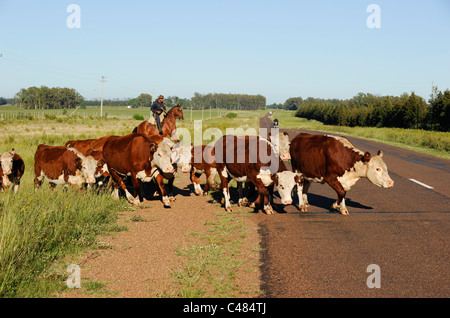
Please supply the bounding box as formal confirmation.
[0,0,449,105]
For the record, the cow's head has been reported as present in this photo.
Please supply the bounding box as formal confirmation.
[172,142,192,173]
[0,149,15,175]
[152,138,175,174]
[272,171,299,205]
[269,132,291,161]
[364,151,394,189]
[69,148,98,184]
[85,148,109,178]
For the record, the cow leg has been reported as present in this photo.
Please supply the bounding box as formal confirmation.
[327,177,349,215]
[203,170,211,195]
[155,173,171,207]
[302,180,312,208]
[130,174,142,206]
[237,182,245,206]
[295,179,307,212]
[190,169,202,195]
[167,175,175,202]
[249,179,274,214]
[218,167,232,212]
[34,176,43,190]
[110,170,135,204]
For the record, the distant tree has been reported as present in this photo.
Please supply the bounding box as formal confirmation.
[0,97,7,105]
[136,93,153,107]
[284,97,303,110]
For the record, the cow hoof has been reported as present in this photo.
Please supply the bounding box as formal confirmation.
[300,205,308,213]
[226,207,233,212]
[264,206,275,215]
[340,209,349,215]
[202,191,208,196]
[241,197,249,206]
[249,202,256,208]
[194,190,202,195]
[169,196,175,202]
[132,199,140,206]
[162,197,171,207]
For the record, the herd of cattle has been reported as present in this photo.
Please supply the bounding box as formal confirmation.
[0,119,394,215]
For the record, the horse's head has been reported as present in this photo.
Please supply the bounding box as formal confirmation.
[170,104,184,120]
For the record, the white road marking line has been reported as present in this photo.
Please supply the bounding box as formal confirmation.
[409,179,434,189]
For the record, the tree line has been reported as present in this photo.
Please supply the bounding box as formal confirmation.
[289,91,449,132]
[189,92,266,110]
[14,86,84,109]
[11,87,266,111]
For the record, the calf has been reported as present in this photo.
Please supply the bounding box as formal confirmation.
[290,133,394,215]
[102,134,174,206]
[34,145,100,189]
[214,135,300,214]
[0,149,25,193]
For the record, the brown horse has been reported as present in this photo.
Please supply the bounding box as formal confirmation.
[133,104,184,140]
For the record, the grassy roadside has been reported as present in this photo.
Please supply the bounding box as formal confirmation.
[270,110,450,159]
[167,209,262,298]
[0,185,128,297]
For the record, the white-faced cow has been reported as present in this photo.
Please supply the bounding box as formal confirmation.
[0,149,25,193]
[102,134,174,206]
[214,135,300,214]
[34,145,100,189]
[142,135,190,206]
[267,130,291,161]
[290,133,394,215]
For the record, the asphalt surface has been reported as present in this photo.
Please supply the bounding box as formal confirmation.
[253,114,449,298]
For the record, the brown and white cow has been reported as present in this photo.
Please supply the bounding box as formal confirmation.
[34,145,100,189]
[65,135,112,153]
[190,145,218,196]
[102,133,174,206]
[143,135,189,206]
[290,133,394,215]
[0,149,25,193]
[214,135,300,214]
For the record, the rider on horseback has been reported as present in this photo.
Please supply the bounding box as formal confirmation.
[151,95,167,135]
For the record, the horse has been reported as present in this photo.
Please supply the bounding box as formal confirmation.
[133,104,184,140]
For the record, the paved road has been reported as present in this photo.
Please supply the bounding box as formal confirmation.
[253,114,449,298]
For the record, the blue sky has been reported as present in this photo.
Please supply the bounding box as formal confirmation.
[0,0,449,104]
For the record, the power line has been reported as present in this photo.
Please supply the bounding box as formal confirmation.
[100,76,106,117]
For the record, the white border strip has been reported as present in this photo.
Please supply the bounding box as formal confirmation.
[409,179,434,189]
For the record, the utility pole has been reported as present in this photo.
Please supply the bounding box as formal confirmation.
[100,76,106,117]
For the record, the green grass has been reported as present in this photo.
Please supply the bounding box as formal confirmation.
[168,210,260,298]
[271,110,450,159]
[0,186,128,297]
